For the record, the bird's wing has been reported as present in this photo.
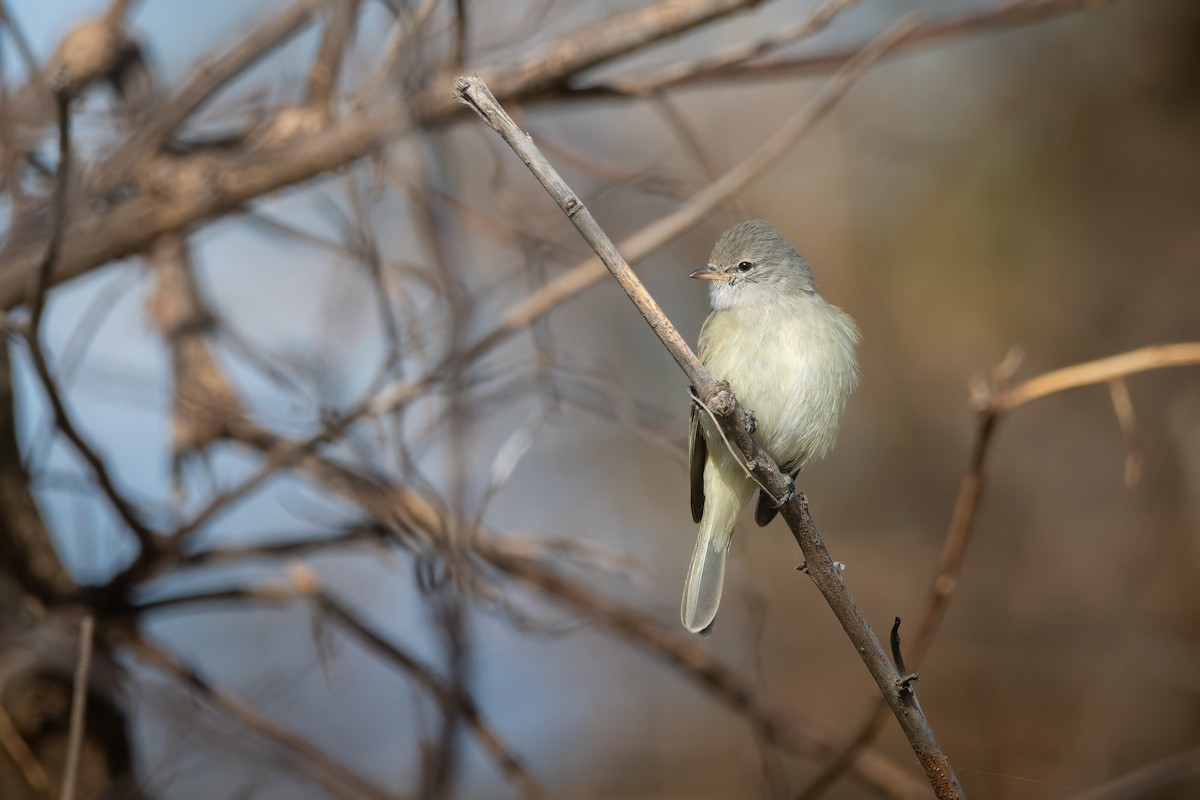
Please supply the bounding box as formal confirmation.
[689,401,707,523]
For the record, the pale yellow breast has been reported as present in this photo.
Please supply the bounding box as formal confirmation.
[698,296,858,473]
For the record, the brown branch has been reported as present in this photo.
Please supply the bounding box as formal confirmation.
[59,615,94,800]
[0,0,790,310]
[0,333,76,602]
[584,0,1116,92]
[305,0,360,118]
[0,0,39,76]
[451,0,469,69]
[1073,745,1200,800]
[390,6,928,415]
[99,0,322,183]
[992,343,1200,412]
[477,0,767,99]
[600,0,860,95]
[126,636,394,800]
[798,342,1200,797]
[0,704,50,795]
[24,91,160,554]
[288,567,550,800]
[480,544,933,800]
[190,425,928,799]
[453,32,965,798]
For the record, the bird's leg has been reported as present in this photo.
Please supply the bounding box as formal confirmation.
[744,408,757,434]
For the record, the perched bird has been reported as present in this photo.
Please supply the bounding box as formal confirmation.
[682,220,859,634]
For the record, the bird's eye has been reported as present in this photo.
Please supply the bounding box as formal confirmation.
[736,261,753,272]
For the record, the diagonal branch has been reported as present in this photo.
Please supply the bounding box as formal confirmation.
[305,0,360,118]
[290,568,550,800]
[24,91,159,554]
[799,341,1200,797]
[452,26,966,797]
[125,636,395,800]
[584,0,1116,92]
[99,0,322,183]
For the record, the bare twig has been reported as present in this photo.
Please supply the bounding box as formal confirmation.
[287,566,550,800]
[602,0,861,95]
[127,637,394,800]
[584,0,1116,92]
[1107,377,1141,488]
[306,0,360,118]
[24,91,159,553]
[799,342,1200,798]
[1073,745,1200,800]
[454,35,964,796]
[0,704,50,794]
[992,343,1200,412]
[480,544,932,800]
[99,0,322,183]
[60,614,94,800]
[451,0,469,69]
[388,9,927,414]
[0,0,39,76]
[198,426,929,799]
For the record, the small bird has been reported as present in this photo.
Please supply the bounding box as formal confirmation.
[682,220,859,634]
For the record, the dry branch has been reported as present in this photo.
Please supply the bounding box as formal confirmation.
[24,93,159,554]
[126,637,395,800]
[59,615,94,800]
[586,0,1117,91]
[454,59,964,799]
[799,341,1200,797]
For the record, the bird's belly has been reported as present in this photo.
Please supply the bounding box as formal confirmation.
[704,325,839,472]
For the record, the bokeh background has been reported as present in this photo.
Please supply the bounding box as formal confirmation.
[2,1,1199,798]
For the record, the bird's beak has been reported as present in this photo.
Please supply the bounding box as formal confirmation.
[689,265,731,281]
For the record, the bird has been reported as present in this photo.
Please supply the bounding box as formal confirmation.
[682,219,859,634]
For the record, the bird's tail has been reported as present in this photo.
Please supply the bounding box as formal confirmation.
[680,527,728,635]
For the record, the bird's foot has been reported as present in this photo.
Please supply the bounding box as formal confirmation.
[745,409,757,434]
[773,477,796,509]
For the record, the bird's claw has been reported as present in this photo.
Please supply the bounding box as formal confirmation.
[745,409,757,434]
[773,478,796,509]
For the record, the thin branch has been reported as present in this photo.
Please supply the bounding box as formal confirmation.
[60,615,94,800]
[0,704,50,794]
[99,0,322,183]
[196,429,928,799]
[126,637,394,800]
[479,544,931,800]
[992,343,1200,412]
[377,7,927,415]
[0,0,1115,312]
[305,0,360,117]
[602,0,860,95]
[451,0,469,69]
[1073,745,1200,800]
[1107,377,1141,488]
[799,341,1200,797]
[287,567,550,800]
[131,585,293,615]
[0,0,39,76]
[453,32,965,797]
[477,0,766,99]
[583,0,1115,93]
[24,91,159,553]
[356,0,439,103]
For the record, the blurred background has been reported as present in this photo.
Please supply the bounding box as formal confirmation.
[1,0,1199,798]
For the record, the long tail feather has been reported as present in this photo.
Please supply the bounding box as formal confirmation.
[681,527,729,635]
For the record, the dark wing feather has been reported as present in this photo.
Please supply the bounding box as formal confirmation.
[689,403,706,523]
[754,489,777,527]
[754,467,800,527]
